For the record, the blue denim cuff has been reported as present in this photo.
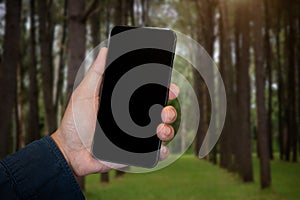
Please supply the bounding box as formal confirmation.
[0,136,85,200]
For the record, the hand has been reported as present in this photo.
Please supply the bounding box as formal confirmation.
[51,48,179,176]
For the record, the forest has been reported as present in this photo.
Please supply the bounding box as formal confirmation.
[0,0,299,199]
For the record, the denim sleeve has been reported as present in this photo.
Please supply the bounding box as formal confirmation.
[0,136,85,200]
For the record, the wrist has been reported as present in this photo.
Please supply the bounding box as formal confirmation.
[51,130,70,165]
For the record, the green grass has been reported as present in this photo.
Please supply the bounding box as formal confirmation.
[84,155,300,200]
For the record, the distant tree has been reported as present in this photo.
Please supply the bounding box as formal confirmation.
[274,1,285,160]
[90,0,101,49]
[253,0,271,189]
[193,0,216,160]
[16,8,28,150]
[0,0,22,158]
[27,0,40,144]
[141,0,150,26]
[129,0,135,26]
[218,0,237,171]
[113,0,122,25]
[235,0,253,182]
[297,3,300,157]
[105,0,112,37]
[55,0,68,119]
[285,0,298,162]
[38,0,57,134]
[264,0,273,160]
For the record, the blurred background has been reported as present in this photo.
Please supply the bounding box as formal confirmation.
[0,0,299,199]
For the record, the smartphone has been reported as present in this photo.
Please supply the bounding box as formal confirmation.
[92,26,176,168]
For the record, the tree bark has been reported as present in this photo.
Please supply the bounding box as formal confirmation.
[101,173,109,183]
[90,0,101,48]
[218,0,236,170]
[115,170,125,178]
[27,0,40,144]
[286,2,297,162]
[193,0,216,158]
[253,0,271,188]
[0,0,22,158]
[141,0,150,26]
[55,0,68,117]
[129,0,135,26]
[275,9,284,160]
[297,3,300,156]
[193,69,206,156]
[16,51,25,150]
[235,0,253,182]
[38,0,57,134]
[105,0,111,37]
[264,0,274,160]
[113,0,123,25]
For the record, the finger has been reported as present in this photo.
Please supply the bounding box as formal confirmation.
[76,48,108,98]
[89,47,108,93]
[159,145,170,161]
[157,123,174,141]
[161,106,177,124]
[90,47,108,75]
[168,83,179,100]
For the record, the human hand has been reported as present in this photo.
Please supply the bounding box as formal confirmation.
[51,48,179,176]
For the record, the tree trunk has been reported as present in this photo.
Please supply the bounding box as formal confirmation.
[115,170,125,178]
[105,0,111,37]
[113,0,123,25]
[67,0,86,190]
[16,53,25,150]
[101,172,109,183]
[27,0,40,144]
[253,0,271,188]
[286,3,297,162]
[193,0,216,158]
[297,4,300,156]
[235,0,253,182]
[233,4,242,171]
[90,0,101,48]
[55,0,68,118]
[141,0,150,26]
[275,12,284,160]
[38,0,57,134]
[0,0,22,158]
[264,0,273,160]
[129,0,135,26]
[218,0,236,170]
[193,69,206,156]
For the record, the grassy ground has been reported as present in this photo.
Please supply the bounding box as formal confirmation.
[84,154,300,200]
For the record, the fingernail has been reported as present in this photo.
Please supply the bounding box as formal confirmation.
[162,112,168,122]
[157,124,164,134]
[162,146,167,154]
[171,85,179,97]
[164,126,171,136]
[168,108,176,122]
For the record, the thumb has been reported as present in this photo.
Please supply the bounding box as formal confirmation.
[75,48,108,98]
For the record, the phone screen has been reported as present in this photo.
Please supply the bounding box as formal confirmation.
[92,26,176,168]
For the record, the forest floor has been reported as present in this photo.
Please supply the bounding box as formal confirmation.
[84,154,300,200]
